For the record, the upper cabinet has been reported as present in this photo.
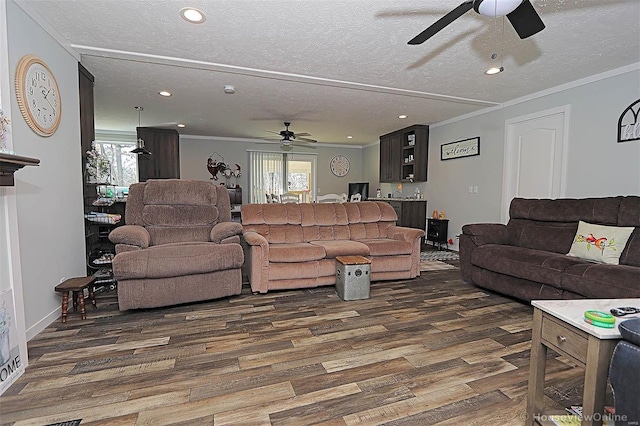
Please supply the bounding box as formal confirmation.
[379,125,429,183]
[379,132,402,182]
[137,127,180,181]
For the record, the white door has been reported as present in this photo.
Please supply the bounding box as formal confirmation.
[501,106,569,222]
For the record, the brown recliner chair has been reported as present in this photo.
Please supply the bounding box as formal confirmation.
[109,179,244,310]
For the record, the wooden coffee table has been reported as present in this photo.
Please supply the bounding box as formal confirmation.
[526,298,640,426]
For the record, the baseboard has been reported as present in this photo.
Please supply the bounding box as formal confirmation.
[26,306,60,341]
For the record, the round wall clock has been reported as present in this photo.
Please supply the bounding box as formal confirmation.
[15,54,62,137]
[330,154,350,177]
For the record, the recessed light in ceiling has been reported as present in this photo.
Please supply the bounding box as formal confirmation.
[398,115,408,119]
[177,124,186,128]
[223,85,235,94]
[158,91,172,97]
[180,7,206,24]
[485,66,504,75]
[347,136,353,139]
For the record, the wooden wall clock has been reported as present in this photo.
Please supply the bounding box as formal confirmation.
[15,54,62,137]
[330,154,350,177]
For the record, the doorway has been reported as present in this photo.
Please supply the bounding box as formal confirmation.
[501,106,569,222]
[248,151,316,203]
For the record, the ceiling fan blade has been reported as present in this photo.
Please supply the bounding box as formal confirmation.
[506,0,545,39]
[408,1,473,45]
[265,130,282,135]
[295,132,312,137]
[295,137,318,144]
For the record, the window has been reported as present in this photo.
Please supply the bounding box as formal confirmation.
[93,141,138,188]
[248,151,316,203]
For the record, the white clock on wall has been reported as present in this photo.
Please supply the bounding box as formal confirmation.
[330,155,350,177]
[15,54,62,137]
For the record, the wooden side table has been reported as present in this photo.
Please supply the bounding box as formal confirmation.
[526,299,639,426]
[54,277,97,323]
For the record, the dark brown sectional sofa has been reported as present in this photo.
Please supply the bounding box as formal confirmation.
[460,196,640,301]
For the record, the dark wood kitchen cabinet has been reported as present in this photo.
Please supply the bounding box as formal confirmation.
[137,127,180,181]
[379,125,429,182]
[379,132,402,182]
[387,200,427,233]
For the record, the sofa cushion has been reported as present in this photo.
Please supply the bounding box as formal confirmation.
[300,203,349,226]
[268,242,326,263]
[561,263,640,298]
[309,240,369,258]
[510,222,577,254]
[618,196,640,267]
[359,238,413,256]
[567,221,635,265]
[112,242,243,279]
[471,244,589,287]
[371,255,412,272]
[303,225,351,242]
[509,196,623,225]
[269,261,319,280]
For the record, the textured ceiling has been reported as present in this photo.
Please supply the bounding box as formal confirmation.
[20,0,640,145]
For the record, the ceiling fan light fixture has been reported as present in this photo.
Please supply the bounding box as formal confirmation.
[180,7,206,23]
[475,0,522,17]
[485,66,504,75]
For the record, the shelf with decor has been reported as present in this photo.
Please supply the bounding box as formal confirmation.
[0,152,40,186]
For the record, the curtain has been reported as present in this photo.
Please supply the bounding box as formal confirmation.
[248,151,284,204]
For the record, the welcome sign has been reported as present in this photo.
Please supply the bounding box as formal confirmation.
[441,137,480,160]
[618,99,640,143]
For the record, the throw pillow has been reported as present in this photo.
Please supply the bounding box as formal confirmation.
[566,221,634,265]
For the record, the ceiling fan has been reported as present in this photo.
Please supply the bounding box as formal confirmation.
[408,0,545,45]
[265,122,318,148]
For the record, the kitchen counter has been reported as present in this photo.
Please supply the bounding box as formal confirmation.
[368,197,426,202]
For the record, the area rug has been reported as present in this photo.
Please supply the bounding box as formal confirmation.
[420,260,457,271]
[420,250,460,262]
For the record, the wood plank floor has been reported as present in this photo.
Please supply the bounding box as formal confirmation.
[1,263,592,425]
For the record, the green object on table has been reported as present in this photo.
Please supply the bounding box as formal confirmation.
[584,310,615,328]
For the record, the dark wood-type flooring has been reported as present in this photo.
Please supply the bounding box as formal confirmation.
[1,263,593,425]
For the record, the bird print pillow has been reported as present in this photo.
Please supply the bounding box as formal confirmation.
[567,221,634,265]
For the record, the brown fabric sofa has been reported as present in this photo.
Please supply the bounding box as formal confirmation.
[109,179,244,310]
[241,201,425,293]
[460,196,640,301]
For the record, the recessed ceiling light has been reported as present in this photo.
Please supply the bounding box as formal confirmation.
[158,91,172,97]
[223,85,235,94]
[347,136,353,139]
[180,7,206,23]
[485,66,504,75]
[398,115,408,119]
[177,124,186,128]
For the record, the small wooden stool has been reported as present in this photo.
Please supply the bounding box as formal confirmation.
[54,277,97,323]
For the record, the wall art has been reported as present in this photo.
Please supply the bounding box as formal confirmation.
[441,137,480,160]
[618,99,640,143]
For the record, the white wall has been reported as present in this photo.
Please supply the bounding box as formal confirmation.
[179,136,364,201]
[426,66,640,250]
[7,0,85,337]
